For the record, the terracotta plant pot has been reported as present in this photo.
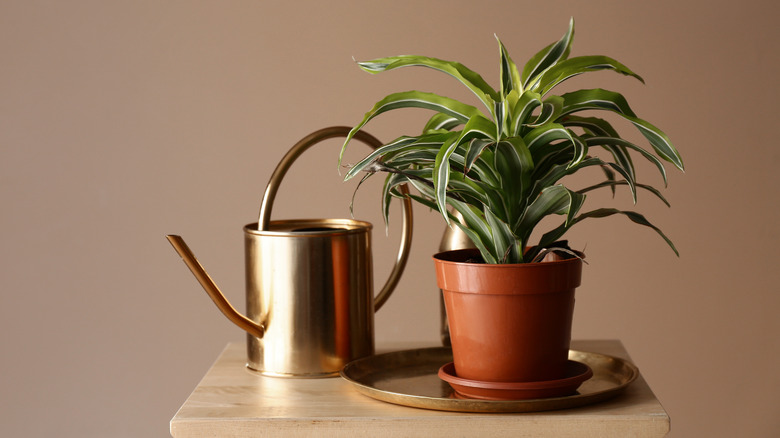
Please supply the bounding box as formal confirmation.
[433,248,583,383]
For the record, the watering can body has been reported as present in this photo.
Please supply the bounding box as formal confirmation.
[167,127,412,377]
[244,218,376,376]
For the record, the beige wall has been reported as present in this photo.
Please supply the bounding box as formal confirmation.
[2,1,778,436]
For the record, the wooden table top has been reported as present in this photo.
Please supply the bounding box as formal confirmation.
[171,340,669,437]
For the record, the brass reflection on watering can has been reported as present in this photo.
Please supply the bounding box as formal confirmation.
[167,126,412,378]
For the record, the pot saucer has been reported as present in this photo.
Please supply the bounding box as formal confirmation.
[438,360,593,401]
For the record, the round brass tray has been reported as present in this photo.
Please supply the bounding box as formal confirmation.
[340,347,638,413]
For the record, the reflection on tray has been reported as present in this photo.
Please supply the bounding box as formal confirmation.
[340,347,638,413]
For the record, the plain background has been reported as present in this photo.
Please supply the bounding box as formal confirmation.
[2,1,778,436]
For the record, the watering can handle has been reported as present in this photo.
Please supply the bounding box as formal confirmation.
[256,126,413,311]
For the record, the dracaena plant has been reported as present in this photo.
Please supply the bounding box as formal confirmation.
[339,19,684,264]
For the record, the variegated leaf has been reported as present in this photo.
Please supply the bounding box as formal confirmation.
[494,139,533,223]
[561,115,620,137]
[504,136,534,196]
[381,172,408,228]
[493,99,507,139]
[510,91,542,136]
[344,136,419,181]
[523,123,586,168]
[530,156,603,199]
[525,95,563,128]
[560,88,684,170]
[484,206,520,263]
[339,90,484,168]
[533,55,644,96]
[410,179,498,263]
[603,162,637,203]
[571,208,679,256]
[423,113,462,133]
[464,138,494,174]
[577,180,671,207]
[450,201,498,264]
[497,36,523,95]
[358,55,500,111]
[515,185,585,245]
[521,17,575,89]
[584,136,668,186]
[433,115,497,221]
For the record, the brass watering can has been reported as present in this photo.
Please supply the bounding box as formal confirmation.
[167,126,413,377]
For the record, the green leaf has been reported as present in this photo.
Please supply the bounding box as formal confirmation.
[450,201,498,264]
[380,169,436,230]
[497,36,523,96]
[389,141,501,188]
[525,95,563,128]
[531,153,635,204]
[452,222,498,264]
[561,115,633,190]
[521,17,575,89]
[343,136,419,181]
[448,170,490,205]
[505,136,534,195]
[339,90,484,167]
[359,90,481,125]
[560,88,684,171]
[484,206,520,263]
[529,156,603,201]
[630,117,684,171]
[433,115,497,222]
[604,161,637,204]
[380,132,456,162]
[510,91,542,136]
[423,113,462,133]
[577,180,671,207]
[561,115,621,137]
[358,55,500,111]
[537,221,569,250]
[572,208,679,256]
[381,172,407,229]
[505,88,520,115]
[464,138,494,174]
[494,139,533,223]
[533,55,644,95]
[524,123,586,168]
[560,88,637,116]
[409,179,499,263]
[493,99,508,139]
[515,185,585,243]
[583,136,668,186]
[433,134,460,223]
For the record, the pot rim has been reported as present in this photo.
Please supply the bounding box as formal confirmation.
[433,248,583,294]
[433,248,582,268]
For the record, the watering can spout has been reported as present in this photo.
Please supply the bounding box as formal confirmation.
[166,235,265,338]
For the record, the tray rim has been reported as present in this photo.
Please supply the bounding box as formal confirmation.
[340,346,638,413]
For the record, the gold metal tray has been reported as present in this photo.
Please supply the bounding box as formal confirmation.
[340,347,638,413]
